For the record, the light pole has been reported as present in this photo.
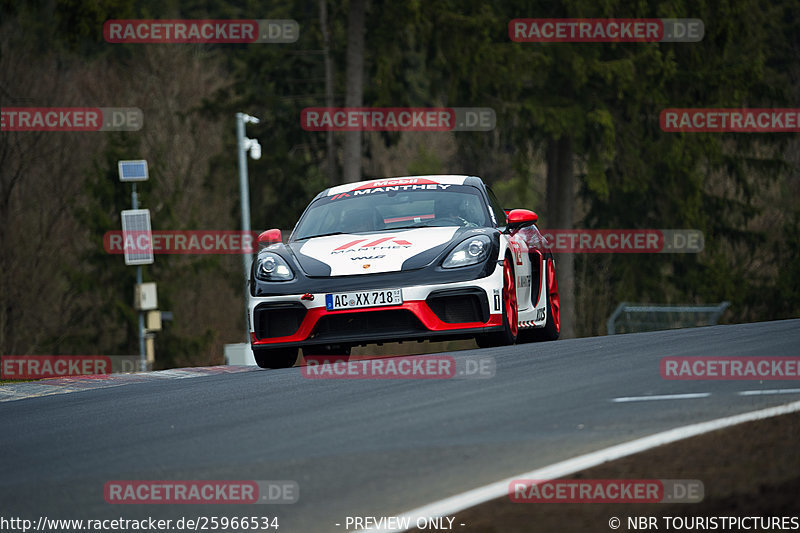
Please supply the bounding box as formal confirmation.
[117,160,153,372]
[131,185,146,370]
[236,112,261,342]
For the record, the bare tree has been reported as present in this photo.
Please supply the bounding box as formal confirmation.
[0,35,100,355]
[0,26,240,364]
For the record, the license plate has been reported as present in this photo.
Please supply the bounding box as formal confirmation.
[325,289,403,311]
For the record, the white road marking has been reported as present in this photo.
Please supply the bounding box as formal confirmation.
[738,388,800,396]
[355,400,800,533]
[611,393,711,402]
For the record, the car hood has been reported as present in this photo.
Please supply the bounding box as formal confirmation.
[291,227,460,276]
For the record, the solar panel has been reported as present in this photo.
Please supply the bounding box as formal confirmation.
[118,160,148,182]
[121,209,154,265]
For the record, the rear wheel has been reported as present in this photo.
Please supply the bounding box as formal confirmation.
[528,257,560,342]
[477,257,518,347]
[254,347,298,369]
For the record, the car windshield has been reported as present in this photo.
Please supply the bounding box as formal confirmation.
[292,185,491,240]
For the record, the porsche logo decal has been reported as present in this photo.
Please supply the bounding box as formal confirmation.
[362,264,371,269]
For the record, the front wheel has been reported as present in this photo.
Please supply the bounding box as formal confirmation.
[254,347,298,369]
[476,257,518,348]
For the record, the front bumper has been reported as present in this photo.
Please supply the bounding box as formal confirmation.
[249,274,503,349]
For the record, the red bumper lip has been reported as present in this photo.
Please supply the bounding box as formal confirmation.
[251,299,502,346]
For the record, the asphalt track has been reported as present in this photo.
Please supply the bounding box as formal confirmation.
[1,319,799,532]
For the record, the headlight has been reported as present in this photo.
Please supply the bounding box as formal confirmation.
[442,235,492,268]
[255,252,294,281]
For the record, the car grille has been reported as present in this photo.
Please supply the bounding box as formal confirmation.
[426,289,489,324]
[310,310,426,341]
[253,303,307,339]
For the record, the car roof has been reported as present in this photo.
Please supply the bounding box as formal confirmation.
[317,175,486,200]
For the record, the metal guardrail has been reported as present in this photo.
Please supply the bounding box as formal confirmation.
[606,301,730,335]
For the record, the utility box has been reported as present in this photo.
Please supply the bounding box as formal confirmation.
[225,343,256,366]
[146,310,162,331]
[145,334,155,367]
[135,282,158,311]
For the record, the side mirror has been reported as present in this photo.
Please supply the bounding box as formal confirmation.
[258,229,282,248]
[505,209,538,232]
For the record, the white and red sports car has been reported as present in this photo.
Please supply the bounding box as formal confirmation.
[248,175,560,368]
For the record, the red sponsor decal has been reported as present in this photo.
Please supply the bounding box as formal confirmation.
[383,215,434,224]
[661,357,800,380]
[332,238,413,251]
[353,177,440,190]
[334,239,367,251]
[362,237,394,248]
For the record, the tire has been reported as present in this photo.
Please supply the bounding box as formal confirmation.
[254,347,298,369]
[527,257,560,342]
[477,256,519,348]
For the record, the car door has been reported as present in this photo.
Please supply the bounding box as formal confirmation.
[508,231,533,311]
